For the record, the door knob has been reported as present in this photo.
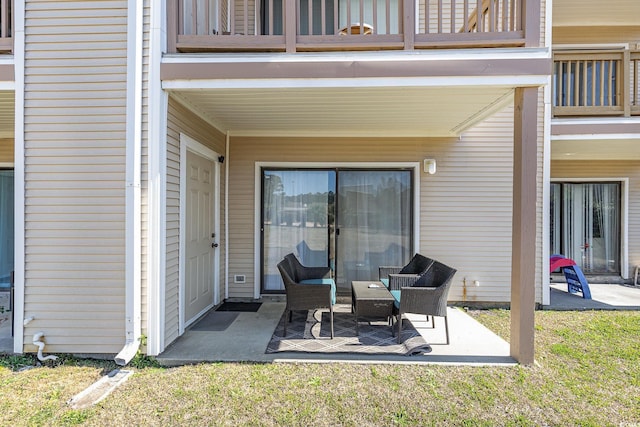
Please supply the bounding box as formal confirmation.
[212,243,219,248]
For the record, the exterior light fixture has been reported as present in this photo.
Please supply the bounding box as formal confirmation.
[423,159,436,174]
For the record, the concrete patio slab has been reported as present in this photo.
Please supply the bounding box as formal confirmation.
[156,302,515,367]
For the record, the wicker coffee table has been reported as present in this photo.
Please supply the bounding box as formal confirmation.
[351,281,395,335]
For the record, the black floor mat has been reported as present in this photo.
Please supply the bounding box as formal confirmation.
[216,302,262,312]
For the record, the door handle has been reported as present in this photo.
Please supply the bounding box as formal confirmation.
[212,243,219,248]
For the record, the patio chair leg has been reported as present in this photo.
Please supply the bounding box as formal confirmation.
[283,310,289,337]
[444,315,449,345]
[396,314,403,344]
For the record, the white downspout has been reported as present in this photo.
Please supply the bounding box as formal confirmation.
[116,0,144,366]
[225,131,230,300]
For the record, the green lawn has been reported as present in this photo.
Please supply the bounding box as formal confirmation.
[1,310,638,426]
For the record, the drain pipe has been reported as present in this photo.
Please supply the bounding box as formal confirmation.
[225,131,230,300]
[115,0,143,366]
[33,332,58,362]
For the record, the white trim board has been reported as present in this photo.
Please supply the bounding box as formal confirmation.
[163,76,547,90]
[147,0,169,356]
[179,133,222,333]
[13,0,25,354]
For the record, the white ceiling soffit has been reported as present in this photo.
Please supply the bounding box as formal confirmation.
[0,91,14,139]
[170,85,515,137]
[553,0,640,27]
[552,138,640,160]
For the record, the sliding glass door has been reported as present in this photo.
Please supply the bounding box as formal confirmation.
[335,170,411,290]
[550,182,620,274]
[261,168,412,293]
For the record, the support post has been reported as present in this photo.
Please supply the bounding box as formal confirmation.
[403,0,415,50]
[510,87,538,365]
[285,0,297,53]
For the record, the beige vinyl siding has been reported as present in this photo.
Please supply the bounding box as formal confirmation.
[551,160,640,279]
[23,1,129,354]
[164,96,226,347]
[0,138,13,163]
[228,102,544,304]
[553,27,640,45]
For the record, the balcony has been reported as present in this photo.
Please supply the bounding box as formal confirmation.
[0,0,11,54]
[553,49,640,118]
[168,0,535,53]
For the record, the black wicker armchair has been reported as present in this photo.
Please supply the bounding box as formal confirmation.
[277,253,336,338]
[390,260,456,344]
[378,253,434,289]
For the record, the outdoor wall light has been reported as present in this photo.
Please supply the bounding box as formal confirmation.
[423,159,436,174]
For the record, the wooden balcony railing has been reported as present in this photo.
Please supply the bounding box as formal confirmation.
[0,0,12,54]
[168,0,529,53]
[553,49,640,117]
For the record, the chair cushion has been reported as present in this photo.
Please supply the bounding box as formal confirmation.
[299,278,336,305]
[380,278,389,288]
[390,289,401,309]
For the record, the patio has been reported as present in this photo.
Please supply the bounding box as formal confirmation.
[156,281,640,366]
[156,298,514,366]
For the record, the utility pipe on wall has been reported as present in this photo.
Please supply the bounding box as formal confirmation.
[32,332,58,362]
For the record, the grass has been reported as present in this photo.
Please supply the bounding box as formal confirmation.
[0,310,638,426]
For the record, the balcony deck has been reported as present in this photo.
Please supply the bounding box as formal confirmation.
[169,0,539,53]
[553,49,640,118]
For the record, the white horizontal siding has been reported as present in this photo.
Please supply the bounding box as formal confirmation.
[23,0,129,354]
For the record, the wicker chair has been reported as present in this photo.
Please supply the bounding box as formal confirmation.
[389,259,457,344]
[277,254,335,338]
[378,253,434,289]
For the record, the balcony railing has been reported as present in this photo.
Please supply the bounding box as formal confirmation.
[553,49,640,117]
[0,0,12,54]
[169,0,529,53]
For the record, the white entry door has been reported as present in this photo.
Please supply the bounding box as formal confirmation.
[184,149,218,325]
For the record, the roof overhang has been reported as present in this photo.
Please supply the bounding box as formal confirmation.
[162,49,550,137]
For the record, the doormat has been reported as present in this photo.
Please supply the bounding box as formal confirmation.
[190,311,239,332]
[216,302,262,312]
[266,304,431,355]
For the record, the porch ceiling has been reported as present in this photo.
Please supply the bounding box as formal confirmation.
[0,91,14,139]
[168,85,515,137]
[553,0,640,27]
